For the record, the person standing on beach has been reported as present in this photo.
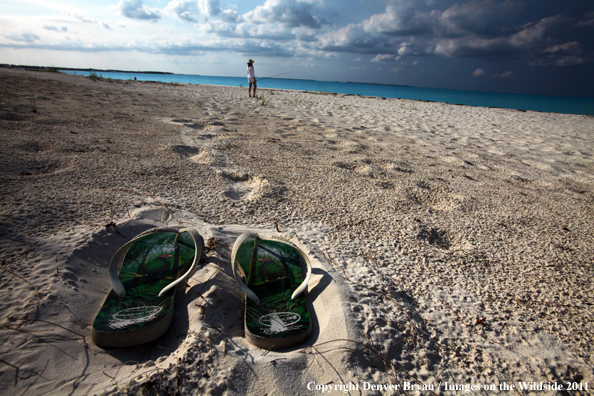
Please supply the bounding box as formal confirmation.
[247,59,257,98]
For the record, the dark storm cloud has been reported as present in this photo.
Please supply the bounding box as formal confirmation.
[315,0,594,66]
[435,0,522,38]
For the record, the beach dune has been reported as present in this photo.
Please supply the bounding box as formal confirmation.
[0,67,593,395]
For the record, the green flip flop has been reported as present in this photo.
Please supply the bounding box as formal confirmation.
[92,227,204,347]
[231,233,313,350]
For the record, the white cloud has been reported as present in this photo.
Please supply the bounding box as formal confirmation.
[9,32,41,43]
[164,0,199,22]
[68,13,98,24]
[397,43,416,56]
[198,0,220,17]
[509,15,566,48]
[362,4,439,36]
[576,12,594,27]
[235,22,296,40]
[244,0,325,28]
[545,41,581,54]
[552,56,584,66]
[115,0,161,21]
[220,9,241,23]
[44,25,68,32]
[472,68,485,76]
[497,71,515,78]
[371,54,395,62]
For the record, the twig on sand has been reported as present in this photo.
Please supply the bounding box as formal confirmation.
[0,358,37,381]
[322,249,418,344]
[104,360,144,391]
[440,299,517,354]
[104,221,124,237]
[195,290,212,307]
[364,323,398,386]
[362,253,418,332]
[303,339,436,395]
[319,250,437,393]
[421,255,448,284]
[113,188,185,226]
[204,237,220,253]
[0,358,20,370]
[1,268,40,329]
[311,345,358,396]
[23,319,86,338]
[19,359,48,396]
[1,267,91,393]
[147,191,184,226]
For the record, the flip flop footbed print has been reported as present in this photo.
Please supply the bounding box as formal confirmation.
[92,232,196,334]
[235,239,311,340]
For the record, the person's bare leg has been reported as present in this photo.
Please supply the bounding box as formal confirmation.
[249,83,253,97]
[253,82,257,98]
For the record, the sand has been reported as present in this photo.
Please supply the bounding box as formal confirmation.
[0,67,593,395]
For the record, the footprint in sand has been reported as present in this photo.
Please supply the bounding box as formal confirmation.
[222,172,254,200]
[415,226,472,251]
[520,159,553,171]
[170,143,220,165]
[162,117,202,129]
[378,160,414,174]
[354,164,373,177]
[400,180,466,212]
[332,159,376,177]
[172,145,201,157]
[332,161,356,171]
[189,149,229,167]
[222,172,286,202]
[438,156,466,166]
[325,138,366,154]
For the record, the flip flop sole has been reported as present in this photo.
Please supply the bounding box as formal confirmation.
[234,237,312,350]
[244,294,312,350]
[92,297,177,347]
[92,229,201,347]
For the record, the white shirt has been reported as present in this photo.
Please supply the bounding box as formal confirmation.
[247,65,256,82]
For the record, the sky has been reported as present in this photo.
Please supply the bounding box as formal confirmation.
[1,0,593,97]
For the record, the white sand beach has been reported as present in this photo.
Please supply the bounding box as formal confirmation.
[1,67,593,395]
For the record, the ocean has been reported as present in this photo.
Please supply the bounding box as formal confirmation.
[60,70,594,116]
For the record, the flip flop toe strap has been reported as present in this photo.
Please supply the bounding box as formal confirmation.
[158,228,202,297]
[109,227,202,298]
[231,232,312,305]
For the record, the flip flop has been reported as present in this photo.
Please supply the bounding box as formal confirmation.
[92,227,204,347]
[231,232,312,350]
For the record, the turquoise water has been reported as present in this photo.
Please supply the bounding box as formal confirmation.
[61,70,594,115]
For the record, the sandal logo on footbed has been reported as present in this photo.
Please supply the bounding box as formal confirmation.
[110,306,163,329]
[259,312,301,333]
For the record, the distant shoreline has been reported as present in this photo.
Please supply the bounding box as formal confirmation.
[0,63,410,88]
[0,63,175,75]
